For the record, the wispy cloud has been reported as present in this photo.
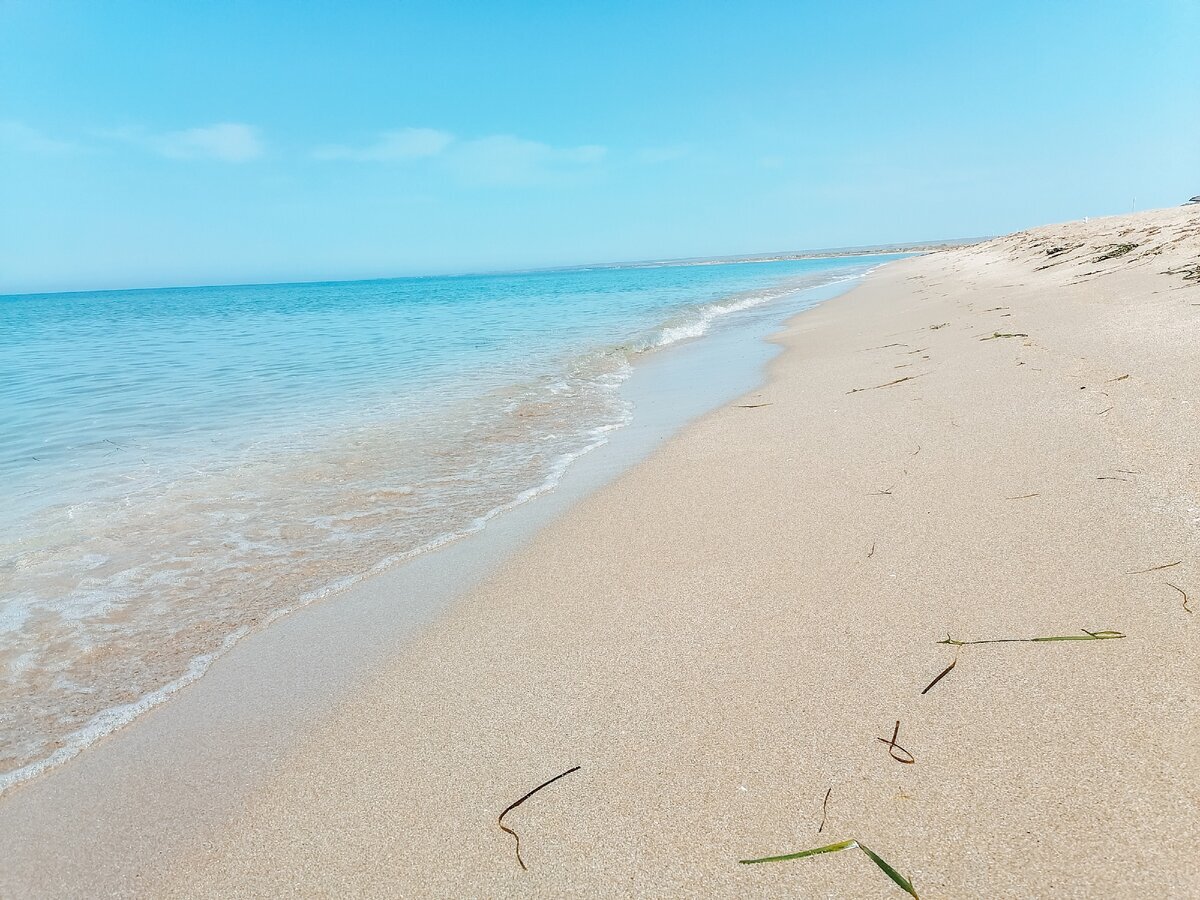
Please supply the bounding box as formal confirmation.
[151,123,265,162]
[314,128,606,186]
[97,122,265,162]
[0,121,78,155]
[448,135,606,186]
[313,127,453,161]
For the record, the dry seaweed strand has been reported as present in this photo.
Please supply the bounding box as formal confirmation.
[1005,493,1040,500]
[498,765,581,871]
[920,648,961,695]
[846,374,927,395]
[1166,582,1193,614]
[938,629,1125,646]
[979,332,1029,341]
[867,542,877,559]
[875,720,916,764]
[1126,561,1182,575]
[818,787,832,833]
[736,403,772,408]
[739,838,919,899]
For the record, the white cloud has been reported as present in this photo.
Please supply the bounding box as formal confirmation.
[313,127,454,161]
[313,128,606,185]
[151,123,264,162]
[0,121,77,155]
[447,135,606,186]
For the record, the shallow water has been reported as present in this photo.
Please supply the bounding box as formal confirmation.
[0,255,896,789]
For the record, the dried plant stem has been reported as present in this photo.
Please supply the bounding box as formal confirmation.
[498,765,581,871]
[1126,561,1181,575]
[939,629,1125,646]
[1166,582,1192,614]
[875,720,916,764]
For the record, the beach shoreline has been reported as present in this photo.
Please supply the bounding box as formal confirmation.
[6,207,1200,897]
[0,267,879,896]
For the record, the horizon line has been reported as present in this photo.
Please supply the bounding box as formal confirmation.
[0,236,984,299]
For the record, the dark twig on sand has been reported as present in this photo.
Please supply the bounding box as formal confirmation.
[818,787,832,833]
[875,720,915,765]
[498,765,581,870]
[1126,561,1182,575]
[920,650,960,696]
[846,374,927,395]
[1166,582,1193,614]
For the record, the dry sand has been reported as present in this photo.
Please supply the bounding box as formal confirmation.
[98,208,1200,896]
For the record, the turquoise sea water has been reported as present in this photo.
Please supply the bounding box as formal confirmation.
[0,254,895,788]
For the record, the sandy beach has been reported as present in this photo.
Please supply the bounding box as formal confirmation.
[7,207,1200,897]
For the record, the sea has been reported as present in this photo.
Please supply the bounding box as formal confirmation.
[0,253,898,791]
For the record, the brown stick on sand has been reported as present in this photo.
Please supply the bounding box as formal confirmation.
[875,721,916,764]
[497,765,581,871]
[846,374,927,395]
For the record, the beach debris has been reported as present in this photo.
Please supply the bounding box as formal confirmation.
[920,649,960,695]
[736,403,772,408]
[938,629,1125,646]
[739,838,919,898]
[1161,264,1200,283]
[1096,475,1128,481]
[1044,245,1079,258]
[929,323,949,330]
[818,787,832,833]
[921,630,1125,692]
[910,444,921,456]
[1093,243,1137,263]
[1097,406,1114,416]
[979,332,1029,341]
[1166,582,1192,614]
[846,374,926,395]
[498,765,581,871]
[871,486,895,496]
[1126,560,1182,575]
[1106,374,1130,382]
[1005,493,1040,500]
[860,342,908,351]
[867,542,877,559]
[876,720,916,764]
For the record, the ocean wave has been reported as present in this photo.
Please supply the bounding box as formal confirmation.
[0,261,879,795]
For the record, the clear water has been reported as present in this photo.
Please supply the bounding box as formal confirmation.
[0,255,895,789]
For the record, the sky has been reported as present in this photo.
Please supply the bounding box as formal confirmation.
[1,0,1197,294]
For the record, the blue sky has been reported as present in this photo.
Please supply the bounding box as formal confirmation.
[2,0,1197,293]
